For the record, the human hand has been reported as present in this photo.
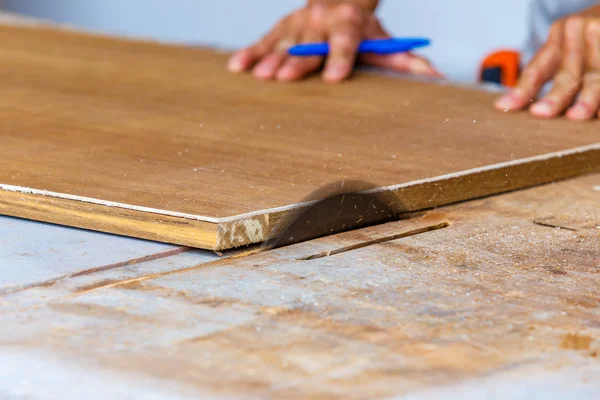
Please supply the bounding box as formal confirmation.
[227,1,441,83]
[495,6,600,120]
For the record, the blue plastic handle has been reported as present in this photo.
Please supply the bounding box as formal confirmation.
[288,37,430,57]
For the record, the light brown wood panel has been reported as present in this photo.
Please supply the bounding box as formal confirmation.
[0,24,599,249]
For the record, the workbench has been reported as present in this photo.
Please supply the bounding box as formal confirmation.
[1,11,599,400]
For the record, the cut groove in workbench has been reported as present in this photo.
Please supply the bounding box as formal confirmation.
[300,221,450,260]
[0,24,599,250]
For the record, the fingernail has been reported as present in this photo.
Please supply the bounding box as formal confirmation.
[567,102,591,120]
[323,63,348,82]
[253,66,273,79]
[494,94,514,110]
[530,99,556,117]
[254,59,279,78]
[227,54,245,72]
[494,89,529,111]
[511,88,525,100]
[276,66,296,81]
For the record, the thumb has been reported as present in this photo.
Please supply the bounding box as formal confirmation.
[359,52,444,78]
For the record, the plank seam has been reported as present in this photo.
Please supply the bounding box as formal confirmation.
[0,247,190,296]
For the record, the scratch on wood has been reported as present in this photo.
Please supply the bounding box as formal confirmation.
[533,219,578,232]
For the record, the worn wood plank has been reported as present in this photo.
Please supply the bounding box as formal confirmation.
[0,214,189,291]
[0,24,599,250]
[1,174,598,399]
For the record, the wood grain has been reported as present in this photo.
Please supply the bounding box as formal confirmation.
[1,174,598,399]
[0,189,218,248]
[0,24,599,249]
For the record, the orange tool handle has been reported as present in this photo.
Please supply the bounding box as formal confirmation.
[479,50,521,88]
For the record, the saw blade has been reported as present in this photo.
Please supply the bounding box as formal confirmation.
[263,180,409,250]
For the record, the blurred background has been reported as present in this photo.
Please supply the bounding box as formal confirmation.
[2,0,531,82]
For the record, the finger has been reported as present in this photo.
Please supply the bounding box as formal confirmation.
[277,5,326,81]
[359,52,444,77]
[227,29,281,73]
[276,54,323,81]
[566,20,600,120]
[494,23,563,111]
[531,17,586,118]
[228,47,265,74]
[322,3,364,82]
[252,47,291,80]
[251,10,310,80]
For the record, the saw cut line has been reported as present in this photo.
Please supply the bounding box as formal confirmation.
[298,221,450,261]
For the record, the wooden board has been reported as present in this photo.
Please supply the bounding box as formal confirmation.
[0,24,599,250]
[1,174,598,399]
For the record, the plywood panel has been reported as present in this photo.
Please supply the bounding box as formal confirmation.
[0,24,599,249]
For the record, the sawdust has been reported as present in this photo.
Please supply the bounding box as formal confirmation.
[564,295,600,309]
[119,280,246,309]
[560,333,593,350]
[545,266,568,275]
[48,302,157,324]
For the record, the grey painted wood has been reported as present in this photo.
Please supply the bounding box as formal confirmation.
[0,216,219,290]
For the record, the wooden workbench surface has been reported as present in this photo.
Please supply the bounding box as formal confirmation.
[2,173,598,399]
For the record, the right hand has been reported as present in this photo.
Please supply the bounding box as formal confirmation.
[227,2,442,83]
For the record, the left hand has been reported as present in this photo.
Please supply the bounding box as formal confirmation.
[495,6,600,121]
[227,2,441,83]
